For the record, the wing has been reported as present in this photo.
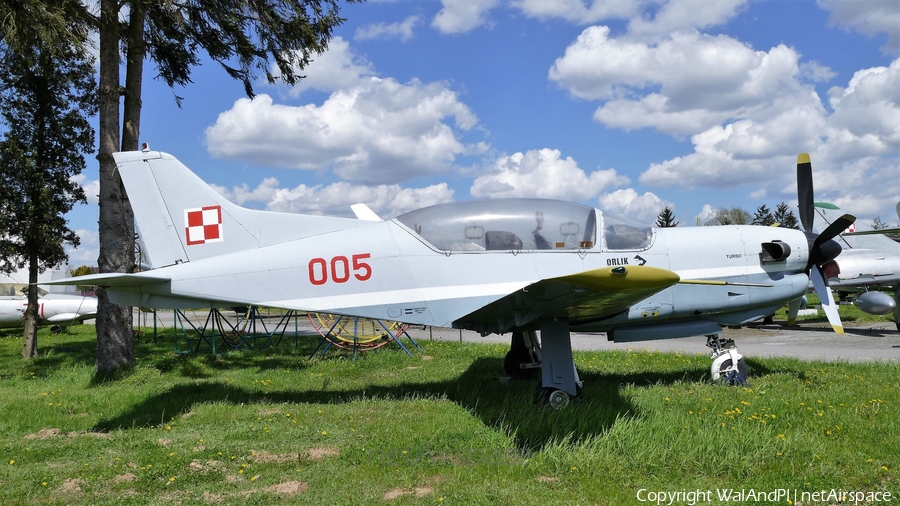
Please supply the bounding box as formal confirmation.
[454,265,680,334]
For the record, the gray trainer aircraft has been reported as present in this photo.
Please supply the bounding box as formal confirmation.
[47,151,853,407]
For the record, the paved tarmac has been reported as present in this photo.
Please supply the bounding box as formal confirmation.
[136,309,900,363]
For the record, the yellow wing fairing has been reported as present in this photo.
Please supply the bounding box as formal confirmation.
[555,265,681,291]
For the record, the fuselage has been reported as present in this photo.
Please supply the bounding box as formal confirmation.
[0,295,98,329]
[114,201,811,338]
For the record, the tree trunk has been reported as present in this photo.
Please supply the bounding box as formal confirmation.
[22,253,39,359]
[95,0,134,373]
[122,3,144,151]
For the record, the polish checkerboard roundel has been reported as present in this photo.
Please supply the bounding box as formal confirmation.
[185,206,223,245]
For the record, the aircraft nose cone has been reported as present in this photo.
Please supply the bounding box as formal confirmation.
[818,238,842,264]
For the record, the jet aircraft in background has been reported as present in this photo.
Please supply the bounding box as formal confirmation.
[811,202,900,330]
[47,150,852,407]
[0,294,98,332]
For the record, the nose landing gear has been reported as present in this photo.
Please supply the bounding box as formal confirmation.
[707,335,749,386]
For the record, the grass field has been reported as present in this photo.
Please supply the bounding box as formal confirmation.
[0,323,898,505]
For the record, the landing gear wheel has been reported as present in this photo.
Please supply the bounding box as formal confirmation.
[533,384,581,408]
[716,358,749,386]
[534,387,570,409]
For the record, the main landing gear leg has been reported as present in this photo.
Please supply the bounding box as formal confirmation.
[707,334,749,386]
[534,319,582,409]
[893,289,899,333]
[504,330,541,380]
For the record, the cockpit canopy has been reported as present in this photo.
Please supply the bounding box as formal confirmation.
[394,198,653,252]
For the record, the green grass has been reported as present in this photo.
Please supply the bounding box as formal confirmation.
[773,290,897,324]
[0,325,898,505]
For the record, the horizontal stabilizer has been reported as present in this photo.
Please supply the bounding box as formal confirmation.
[42,273,170,288]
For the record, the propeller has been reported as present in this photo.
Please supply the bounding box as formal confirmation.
[788,153,856,333]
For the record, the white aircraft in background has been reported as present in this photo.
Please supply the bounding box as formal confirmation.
[811,201,900,330]
[47,150,852,407]
[0,294,98,332]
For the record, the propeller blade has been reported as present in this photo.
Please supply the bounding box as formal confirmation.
[814,213,856,247]
[787,297,802,326]
[810,265,843,334]
[797,153,814,233]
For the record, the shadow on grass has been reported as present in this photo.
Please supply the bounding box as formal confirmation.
[91,354,731,452]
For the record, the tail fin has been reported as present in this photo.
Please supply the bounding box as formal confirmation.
[115,151,360,268]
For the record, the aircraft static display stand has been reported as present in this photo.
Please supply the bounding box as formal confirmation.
[307,313,421,359]
[45,150,853,408]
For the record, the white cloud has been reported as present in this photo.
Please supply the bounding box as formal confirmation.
[625,0,747,39]
[511,0,641,24]
[211,178,454,218]
[470,148,629,200]
[206,39,485,184]
[696,204,717,224]
[818,0,900,52]
[510,0,745,35]
[432,0,500,34]
[598,188,671,223]
[355,15,422,42]
[800,61,837,82]
[284,37,376,96]
[826,59,900,157]
[71,174,100,205]
[550,27,812,135]
[67,229,99,266]
[636,58,900,226]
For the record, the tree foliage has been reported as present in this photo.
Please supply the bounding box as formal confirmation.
[70,264,96,294]
[704,207,750,226]
[751,204,775,226]
[91,0,362,373]
[773,202,800,230]
[0,39,97,358]
[655,206,679,227]
[2,0,362,370]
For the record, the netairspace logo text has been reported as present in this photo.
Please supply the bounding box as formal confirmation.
[636,488,893,505]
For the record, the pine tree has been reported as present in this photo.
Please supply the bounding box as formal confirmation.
[0,40,97,358]
[774,202,800,229]
[655,206,679,227]
[752,204,775,226]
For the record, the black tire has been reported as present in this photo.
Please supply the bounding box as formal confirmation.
[504,348,538,380]
[718,358,750,386]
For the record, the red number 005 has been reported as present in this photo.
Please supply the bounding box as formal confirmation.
[308,253,372,285]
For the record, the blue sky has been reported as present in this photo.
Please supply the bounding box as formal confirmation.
[65,0,900,266]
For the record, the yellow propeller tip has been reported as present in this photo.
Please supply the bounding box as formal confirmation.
[797,153,811,164]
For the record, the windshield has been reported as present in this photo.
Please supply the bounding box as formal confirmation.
[395,199,597,251]
[601,214,654,251]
